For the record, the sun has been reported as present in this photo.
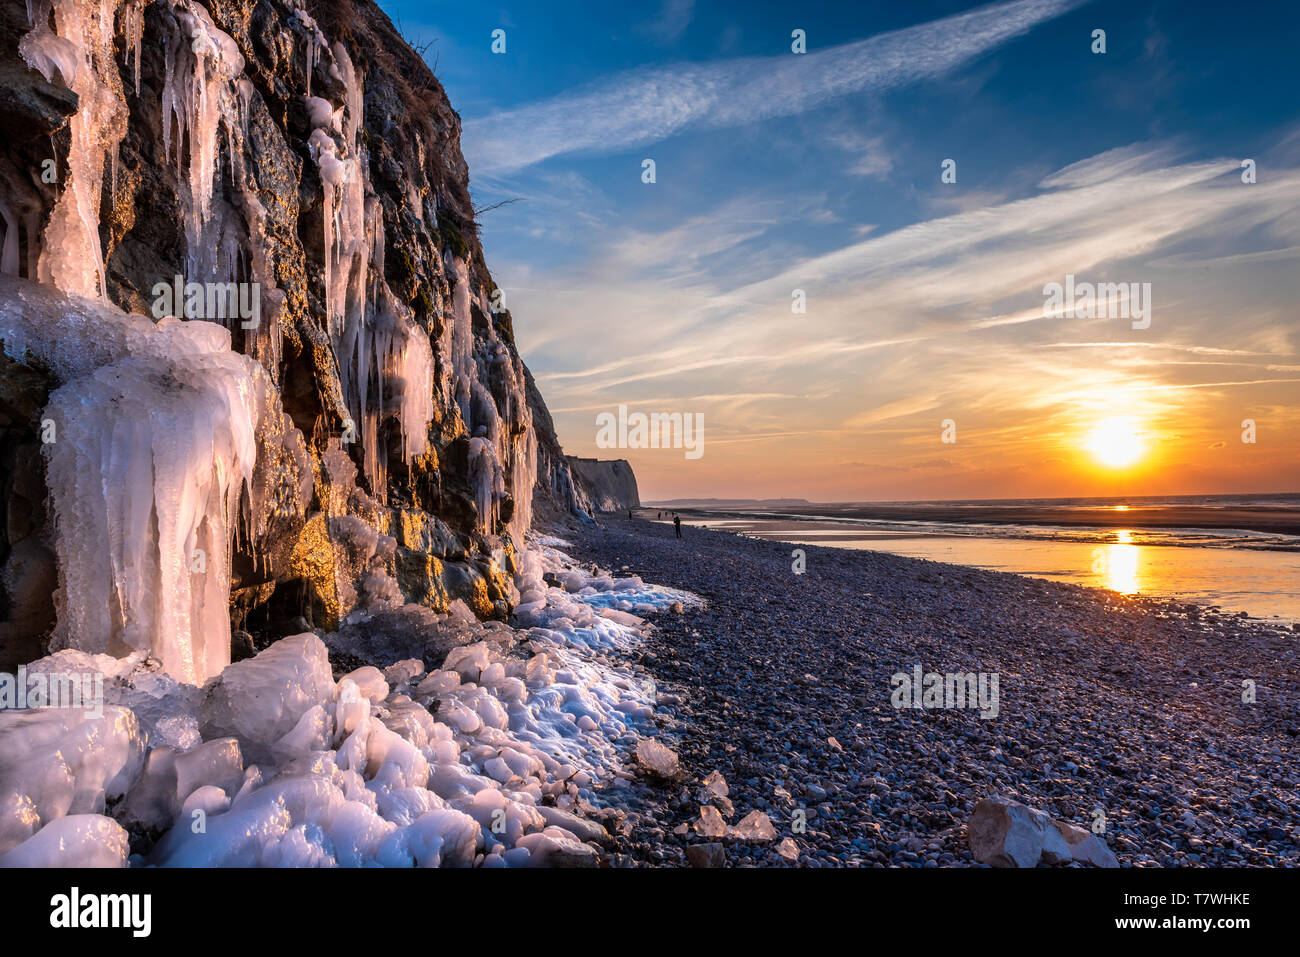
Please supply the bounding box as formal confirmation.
[1087,417,1145,468]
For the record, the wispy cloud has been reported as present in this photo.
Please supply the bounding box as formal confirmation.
[496,138,1300,498]
[639,0,696,44]
[465,0,1085,172]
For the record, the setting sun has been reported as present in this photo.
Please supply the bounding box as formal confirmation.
[1087,417,1145,469]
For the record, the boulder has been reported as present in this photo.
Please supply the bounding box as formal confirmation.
[1056,820,1120,868]
[686,842,726,867]
[968,795,1122,867]
[968,795,1059,868]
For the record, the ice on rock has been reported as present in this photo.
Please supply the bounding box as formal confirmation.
[635,739,680,778]
[374,808,480,868]
[443,642,493,682]
[271,704,334,764]
[4,540,699,867]
[174,738,244,805]
[20,0,130,298]
[0,277,302,684]
[0,707,145,852]
[535,805,610,845]
[180,785,231,820]
[24,649,202,751]
[383,659,425,691]
[0,814,128,868]
[340,666,389,705]
[731,810,777,841]
[199,634,336,764]
[514,831,599,868]
[160,1,246,268]
[0,793,40,856]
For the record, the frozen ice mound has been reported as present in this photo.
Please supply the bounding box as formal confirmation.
[3,544,690,867]
[199,634,337,765]
[0,814,129,868]
[23,649,202,751]
[0,276,306,686]
[0,706,146,854]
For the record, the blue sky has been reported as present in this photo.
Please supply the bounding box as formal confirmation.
[377,0,1300,501]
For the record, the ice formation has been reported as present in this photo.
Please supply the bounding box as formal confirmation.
[305,44,439,498]
[20,0,131,298]
[157,0,287,373]
[0,276,303,684]
[441,255,538,542]
[4,2,314,683]
[0,545,703,867]
[1,1,580,874]
[160,1,246,269]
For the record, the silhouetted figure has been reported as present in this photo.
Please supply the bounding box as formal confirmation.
[628,509,632,519]
[674,515,682,538]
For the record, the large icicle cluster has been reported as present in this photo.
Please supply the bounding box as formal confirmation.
[0,276,303,684]
[6,0,538,690]
[18,0,131,298]
[4,0,311,684]
[158,0,287,373]
[0,547,702,867]
[306,43,436,499]
[441,255,538,543]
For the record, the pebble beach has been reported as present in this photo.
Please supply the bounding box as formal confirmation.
[566,514,1300,867]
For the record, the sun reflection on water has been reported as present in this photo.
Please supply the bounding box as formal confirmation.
[1103,529,1139,594]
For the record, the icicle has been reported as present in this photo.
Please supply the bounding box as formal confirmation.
[289,7,326,98]
[118,0,145,94]
[0,275,301,684]
[22,0,130,299]
[160,1,245,268]
[0,203,20,276]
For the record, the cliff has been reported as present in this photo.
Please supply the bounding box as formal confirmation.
[0,0,602,677]
[566,456,640,512]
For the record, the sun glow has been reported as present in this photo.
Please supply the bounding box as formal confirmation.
[1087,417,1145,468]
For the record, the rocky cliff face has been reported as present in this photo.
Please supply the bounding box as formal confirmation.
[566,457,640,512]
[0,0,609,677]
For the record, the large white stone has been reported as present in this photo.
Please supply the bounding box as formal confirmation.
[968,795,1057,867]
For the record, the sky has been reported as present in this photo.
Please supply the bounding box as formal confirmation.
[377,0,1300,503]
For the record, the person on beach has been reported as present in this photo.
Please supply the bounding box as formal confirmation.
[674,515,682,538]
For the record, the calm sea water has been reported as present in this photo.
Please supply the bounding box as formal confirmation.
[653,495,1300,624]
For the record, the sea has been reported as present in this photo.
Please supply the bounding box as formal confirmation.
[653,494,1300,625]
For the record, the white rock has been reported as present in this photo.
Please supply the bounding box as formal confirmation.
[968,795,1062,868]
[1055,820,1120,868]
